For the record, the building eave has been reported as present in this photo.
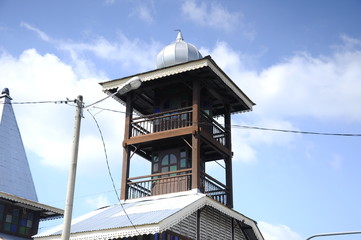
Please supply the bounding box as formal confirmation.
[99,56,255,116]
[0,191,64,220]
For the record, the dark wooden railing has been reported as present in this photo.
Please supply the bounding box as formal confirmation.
[127,169,192,199]
[131,107,193,137]
[202,172,229,206]
[127,170,229,206]
[130,107,227,148]
[200,111,227,146]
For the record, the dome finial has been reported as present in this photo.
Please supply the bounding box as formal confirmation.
[175,29,183,42]
[156,31,202,69]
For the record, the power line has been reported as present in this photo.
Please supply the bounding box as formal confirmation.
[3,98,361,137]
[87,109,120,202]
[86,109,140,235]
[232,124,361,137]
[1,99,76,105]
[87,108,361,137]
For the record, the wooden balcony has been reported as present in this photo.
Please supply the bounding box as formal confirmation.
[129,107,228,149]
[127,169,230,206]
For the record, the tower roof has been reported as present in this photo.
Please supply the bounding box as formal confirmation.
[0,88,38,202]
[156,31,203,69]
[101,56,255,116]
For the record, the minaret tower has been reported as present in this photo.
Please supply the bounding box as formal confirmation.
[100,32,254,208]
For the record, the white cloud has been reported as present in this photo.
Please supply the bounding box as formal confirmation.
[0,48,123,172]
[86,195,111,209]
[232,139,257,163]
[130,5,155,24]
[208,37,361,122]
[258,221,303,240]
[20,22,51,42]
[181,0,241,32]
[205,36,361,164]
[19,22,160,75]
[0,25,162,173]
[231,119,300,163]
[58,34,160,74]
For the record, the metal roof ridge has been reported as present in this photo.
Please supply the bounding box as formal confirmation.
[99,56,211,91]
[0,191,63,218]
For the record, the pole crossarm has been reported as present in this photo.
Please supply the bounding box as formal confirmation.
[306,231,361,240]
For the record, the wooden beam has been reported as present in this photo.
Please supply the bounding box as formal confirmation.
[124,126,196,146]
[120,93,133,201]
[192,79,201,190]
[199,130,232,157]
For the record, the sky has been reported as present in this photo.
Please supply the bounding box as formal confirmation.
[1,0,361,239]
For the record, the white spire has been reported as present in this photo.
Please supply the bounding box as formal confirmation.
[175,30,183,41]
[0,88,38,202]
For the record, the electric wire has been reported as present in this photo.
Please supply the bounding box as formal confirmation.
[1,100,76,105]
[87,109,120,201]
[86,109,140,235]
[231,124,361,137]
[5,99,360,137]
[88,107,361,137]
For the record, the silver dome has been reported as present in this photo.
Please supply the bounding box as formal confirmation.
[156,32,202,69]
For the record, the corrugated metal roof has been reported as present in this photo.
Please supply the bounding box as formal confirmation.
[0,191,63,219]
[34,191,263,240]
[99,56,255,116]
[0,232,33,240]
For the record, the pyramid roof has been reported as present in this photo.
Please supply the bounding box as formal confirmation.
[0,88,38,201]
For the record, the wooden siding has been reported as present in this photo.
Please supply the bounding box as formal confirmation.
[169,211,197,239]
[169,206,248,240]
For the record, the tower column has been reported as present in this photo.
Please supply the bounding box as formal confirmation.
[225,104,233,208]
[192,79,201,190]
[120,93,133,200]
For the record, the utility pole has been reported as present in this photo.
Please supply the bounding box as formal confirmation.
[61,95,83,240]
[59,76,141,240]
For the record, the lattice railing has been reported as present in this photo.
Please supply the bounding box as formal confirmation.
[131,107,193,137]
[127,169,192,199]
[202,172,229,206]
[130,108,228,148]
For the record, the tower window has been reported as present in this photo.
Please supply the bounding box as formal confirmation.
[152,149,190,176]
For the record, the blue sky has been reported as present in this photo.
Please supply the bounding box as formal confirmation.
[1,0,361,239]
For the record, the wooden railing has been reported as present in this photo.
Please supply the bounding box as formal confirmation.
[130,107,228,148]
[127,169,192,199]
[127,170,229,206]
[131,107,193,137]
[202,172,229,206]
[200,111,227,147]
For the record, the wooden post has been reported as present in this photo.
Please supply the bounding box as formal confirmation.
[120,93,133,201]
[225,104,233,208]
[192,79,201,190]
[231,217,235,240]
[196,209,201,240]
